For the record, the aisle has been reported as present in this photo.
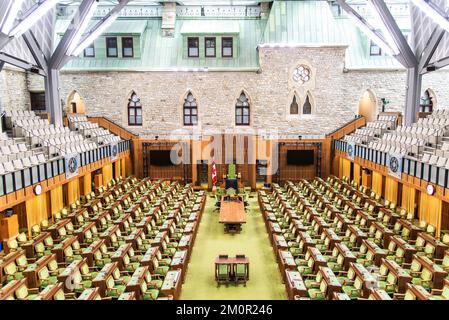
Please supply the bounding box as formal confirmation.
[180,193,286,300]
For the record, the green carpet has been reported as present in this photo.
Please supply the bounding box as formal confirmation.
[180,193,287,300]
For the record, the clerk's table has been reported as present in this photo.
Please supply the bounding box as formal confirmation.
[219,196,246,233]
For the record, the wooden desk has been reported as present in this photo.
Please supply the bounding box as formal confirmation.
[51,236,81,263]
[58,258,89,292]
[92,262,120,297]
[415,232,448,259]
[170,250,188,282]
[77,287,102,300]
[219,196,246,233]
[319,266,342,300]
[125,266,149,300]
[100,225,121,248]
[118,291,136,300]
[22,232,53,259]
[0,250,28,285]
[347,262,377,298]
[410,254,448,290]
[278,250,297,282]
[161,270,182,300]
[380,258,412,294]
[285,270,307,300]
[47,219,74,240]
[405,283,431,300]
[273,234,289,251]
[360,239,386,266]
[81,239,107,267]
[368,288,392,300]
[35,282,65,300]
[333,243,356,270]
[388,236,416,263]
[23,253,58,289]
[0,279,27,300]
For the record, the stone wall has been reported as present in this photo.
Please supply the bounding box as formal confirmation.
[2,46,449,137]
[0,68,30,113]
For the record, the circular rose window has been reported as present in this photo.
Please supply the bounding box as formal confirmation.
[292,65,311,85]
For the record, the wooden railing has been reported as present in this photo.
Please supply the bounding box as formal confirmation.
[326,115,366,141]
[88,117,139,140]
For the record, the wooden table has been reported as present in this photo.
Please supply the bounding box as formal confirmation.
[214,256,250,283]
[219,196,246,233]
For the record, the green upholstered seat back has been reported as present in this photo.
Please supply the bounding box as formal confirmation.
[228,164,236,179]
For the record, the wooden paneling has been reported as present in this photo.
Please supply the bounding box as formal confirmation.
[385,176,398,204]
[67,179,80,205]
[102,164,113,186]
[81,173,92,196]
[25,193,48,237]
[50,186,64,217]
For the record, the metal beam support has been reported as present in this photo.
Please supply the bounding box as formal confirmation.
[23,30,48,74]
[65,0,131,59]
[45,68,63,127]
[0,0,14,33]
[427,55,449,70]
[404,67,422,125]
[370,0,418,68]
[336,0,403,62]
[418,28,445,72]
[0,34,9,51]
[0,52,45,76]
[50,0,97,70]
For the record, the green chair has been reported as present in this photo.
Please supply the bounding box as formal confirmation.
[307,281,326,300]
[141,281,160,300]
[152,258,169,276]
[217,264,231,285]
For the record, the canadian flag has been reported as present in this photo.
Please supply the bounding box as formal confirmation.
[212,158,218,185]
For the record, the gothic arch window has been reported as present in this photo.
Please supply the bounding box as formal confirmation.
[236,92,250,126]
[290,95,299,115]
[128,92,142,126]
[303,94,312,115]
[183,92,198,126]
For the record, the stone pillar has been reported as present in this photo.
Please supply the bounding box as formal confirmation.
[162,2,176,37]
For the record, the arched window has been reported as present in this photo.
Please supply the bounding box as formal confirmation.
[303,95,312,115]
[183,92,198,126]
[290,96,299,115]
[236,92,250,126]
[128,92,142,126]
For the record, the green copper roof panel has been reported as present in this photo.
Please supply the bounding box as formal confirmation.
[263,1,346,45]
[63,18,264,70]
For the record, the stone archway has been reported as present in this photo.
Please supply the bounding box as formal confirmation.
[66,90,86,115]
[358,89,378,122]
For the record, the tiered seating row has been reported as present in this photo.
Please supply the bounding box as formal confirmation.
[68,115,121,146]
[0,140,130,197]
[259,175,449,300]
[0,176,206,300]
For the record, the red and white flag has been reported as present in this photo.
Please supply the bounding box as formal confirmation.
[212,158,218,185]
